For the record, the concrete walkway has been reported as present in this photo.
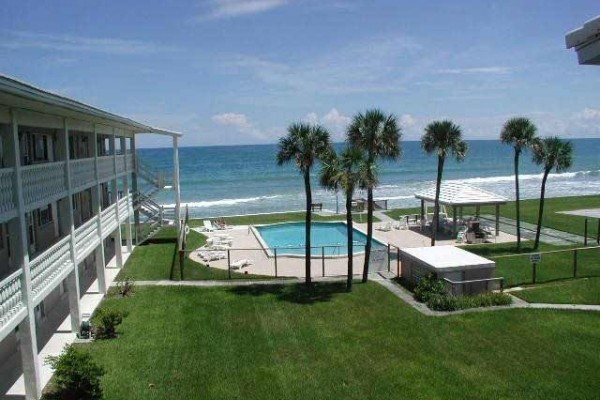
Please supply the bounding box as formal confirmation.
[2,247,133,399]
[480,214,587,245]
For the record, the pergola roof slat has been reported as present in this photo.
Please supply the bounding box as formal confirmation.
[415,183,507,206]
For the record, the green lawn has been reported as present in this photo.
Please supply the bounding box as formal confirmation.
[189,211,378,227]
[464,242,600,287]
[384,195,600,239]
[82,282,600,400]
[514,277,600,305]
[117,227,273,281]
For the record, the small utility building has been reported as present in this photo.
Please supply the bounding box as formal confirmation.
[400,246,496,295]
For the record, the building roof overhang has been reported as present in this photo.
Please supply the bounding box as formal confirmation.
[566,15,600,65]
[0,74,182,137]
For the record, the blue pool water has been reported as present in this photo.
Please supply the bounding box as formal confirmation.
[255,222,387,256]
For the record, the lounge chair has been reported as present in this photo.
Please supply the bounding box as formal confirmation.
[198,251,226,262]
[375,222,392,232]
[394,217,408,230]
[231,259,253,269]
[203,220,215,232]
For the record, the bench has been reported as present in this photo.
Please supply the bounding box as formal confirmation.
[311,203,323,211]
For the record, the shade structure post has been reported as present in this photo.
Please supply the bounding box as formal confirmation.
[173,135,181,231]
[452,206,457,237]
[495,204,500,236]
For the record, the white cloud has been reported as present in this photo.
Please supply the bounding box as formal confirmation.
[303,112,319,125]
[0,31,174,55]
[399,114,416,129]
[212,112,253,130]
[226,35,421,94]
[574,107,600,120]
[212,112,280,141]
[322,108,351,126]
[436,66,512,75]
[201,0,288,20]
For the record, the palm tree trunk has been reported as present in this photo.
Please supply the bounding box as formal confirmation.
[304,170,312,285]
[362,187,373,282]
[534,168,550,250]
[514,150,521,251]
[346,189,353,292]
[431,155,445,246]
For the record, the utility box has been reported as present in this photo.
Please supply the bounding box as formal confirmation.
[400,246,496,295]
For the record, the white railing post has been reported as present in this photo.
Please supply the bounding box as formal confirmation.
[121,136,133,252]
[10,109,42,399]
[173,135,181,232]
[92,125,106,293]
[111,131,123,268]
[62,119,82,333]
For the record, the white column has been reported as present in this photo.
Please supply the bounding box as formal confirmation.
[110,132,123,268]
[10,109,42,400]
[131,135,140,245]
[173,135,181,230]
[61,119,81,333]
[92,126,106,293]
[121,137,133,252]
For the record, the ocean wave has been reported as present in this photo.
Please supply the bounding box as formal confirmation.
[163,195,282,208]
[449,170,600,185]
[379,195,415,200]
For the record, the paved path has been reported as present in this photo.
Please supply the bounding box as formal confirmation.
[480,214,587,245]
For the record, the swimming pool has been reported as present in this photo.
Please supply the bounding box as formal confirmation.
[254,222,387,256]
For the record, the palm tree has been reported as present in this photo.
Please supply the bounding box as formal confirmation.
[347,109,401,283]
[277,123,332,285]
[500,117,538,252]
[421,120,468,246]
[531,137,573,250]
[320,147,366,291]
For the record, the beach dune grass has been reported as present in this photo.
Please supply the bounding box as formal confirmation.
[513,277,600,305]
[116,228,272,281]
[82,283,600,400]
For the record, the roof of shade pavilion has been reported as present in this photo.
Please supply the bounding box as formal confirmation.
[415,183,507,207]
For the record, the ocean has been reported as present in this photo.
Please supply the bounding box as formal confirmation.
[139,139,600,218]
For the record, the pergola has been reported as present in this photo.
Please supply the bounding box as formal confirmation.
[415,183,507,236]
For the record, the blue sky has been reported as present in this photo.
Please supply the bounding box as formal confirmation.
[1,0,599,148]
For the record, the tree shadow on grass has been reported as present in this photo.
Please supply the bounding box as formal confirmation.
[228,281,349,305]
[139,237,177,246]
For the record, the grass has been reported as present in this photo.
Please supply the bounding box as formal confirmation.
[116,227,273,281]
[82,282,600,400]
[464,242,600,287]
[188,211,379,227]
[384,195,600,239]
[514,277,600,305]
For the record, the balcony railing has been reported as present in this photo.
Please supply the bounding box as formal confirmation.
[98,156,115,181]
[75,216,101,261]
[0,168,16,220]
[0,269,26,340]
[21,161,67,209]
[0,192,135,338]
[0,155,135,223]
[71,158,96,191]
[101,203,118,238]
[29,235,73,301]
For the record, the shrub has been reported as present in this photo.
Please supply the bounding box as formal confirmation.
[413,273,446,303]
[116,276,135,297]
[411,273,513,311]
[93,308,127,339]
[43,345,104,400]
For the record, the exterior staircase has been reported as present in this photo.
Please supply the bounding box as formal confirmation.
[134,158,173,244]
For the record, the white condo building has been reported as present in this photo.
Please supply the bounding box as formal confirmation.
[0,75,181,399]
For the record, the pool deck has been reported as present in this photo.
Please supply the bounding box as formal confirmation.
[190,221,516,278]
